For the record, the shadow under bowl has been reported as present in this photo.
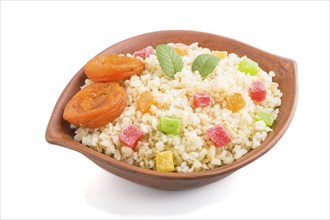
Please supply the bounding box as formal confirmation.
[46,30,298,190]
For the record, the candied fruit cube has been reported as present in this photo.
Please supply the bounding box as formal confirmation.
[119,124,143,149]
[173,43,188,56]
[249,81,267,102]
[137,90,156,113]
[159,116,180,135]
[212,50,228,59]
[193,92,212,107]
[255,110,275,126]
[226,93,246,112]
[207,124,231,147]
[133,46,155,59]
[156,151,175,172]
[238,58,260,76]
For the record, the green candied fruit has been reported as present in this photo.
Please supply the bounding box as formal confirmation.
[238,58,260,76]
[159,116,181,135]
[255,110,275,126]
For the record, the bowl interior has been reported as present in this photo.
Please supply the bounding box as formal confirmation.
[46,30,298,180]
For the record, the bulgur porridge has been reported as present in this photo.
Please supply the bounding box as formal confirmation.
[64,43,282,173]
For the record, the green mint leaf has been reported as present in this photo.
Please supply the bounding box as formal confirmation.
[192,54,220,77]
[156,44,183,78]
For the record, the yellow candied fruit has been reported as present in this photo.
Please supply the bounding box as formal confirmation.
[156,151,175,172]
[212,50,228,59]
[137,90,156,113]
[174,43,188,56]
[226,93,246,113]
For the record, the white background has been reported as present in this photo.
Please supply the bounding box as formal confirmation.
[1,1,329,219]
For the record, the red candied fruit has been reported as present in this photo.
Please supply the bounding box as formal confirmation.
[133,46,155,60]
[207,124,231,147]
[193,92,212,107]
[119,125,143,149]
[249,81,266,102]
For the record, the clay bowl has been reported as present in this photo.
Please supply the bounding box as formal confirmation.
[46,30,298,190]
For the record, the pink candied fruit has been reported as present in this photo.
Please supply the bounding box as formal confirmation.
[133,46,155,59]
[193,92,212,107]
[207,124,231,147]
[249,81,266,102]
[119,124,143,149]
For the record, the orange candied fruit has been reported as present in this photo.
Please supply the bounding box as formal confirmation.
[173,43,188,56]
[226,93,246,113]
[137,90,156,113]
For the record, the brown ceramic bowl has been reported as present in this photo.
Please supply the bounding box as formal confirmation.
[45,30,298,190]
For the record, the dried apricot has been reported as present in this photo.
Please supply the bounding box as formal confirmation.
[63,82,126,128]
[84,54,144,82]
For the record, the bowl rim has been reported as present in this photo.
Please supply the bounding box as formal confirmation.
[46,30,298,179]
